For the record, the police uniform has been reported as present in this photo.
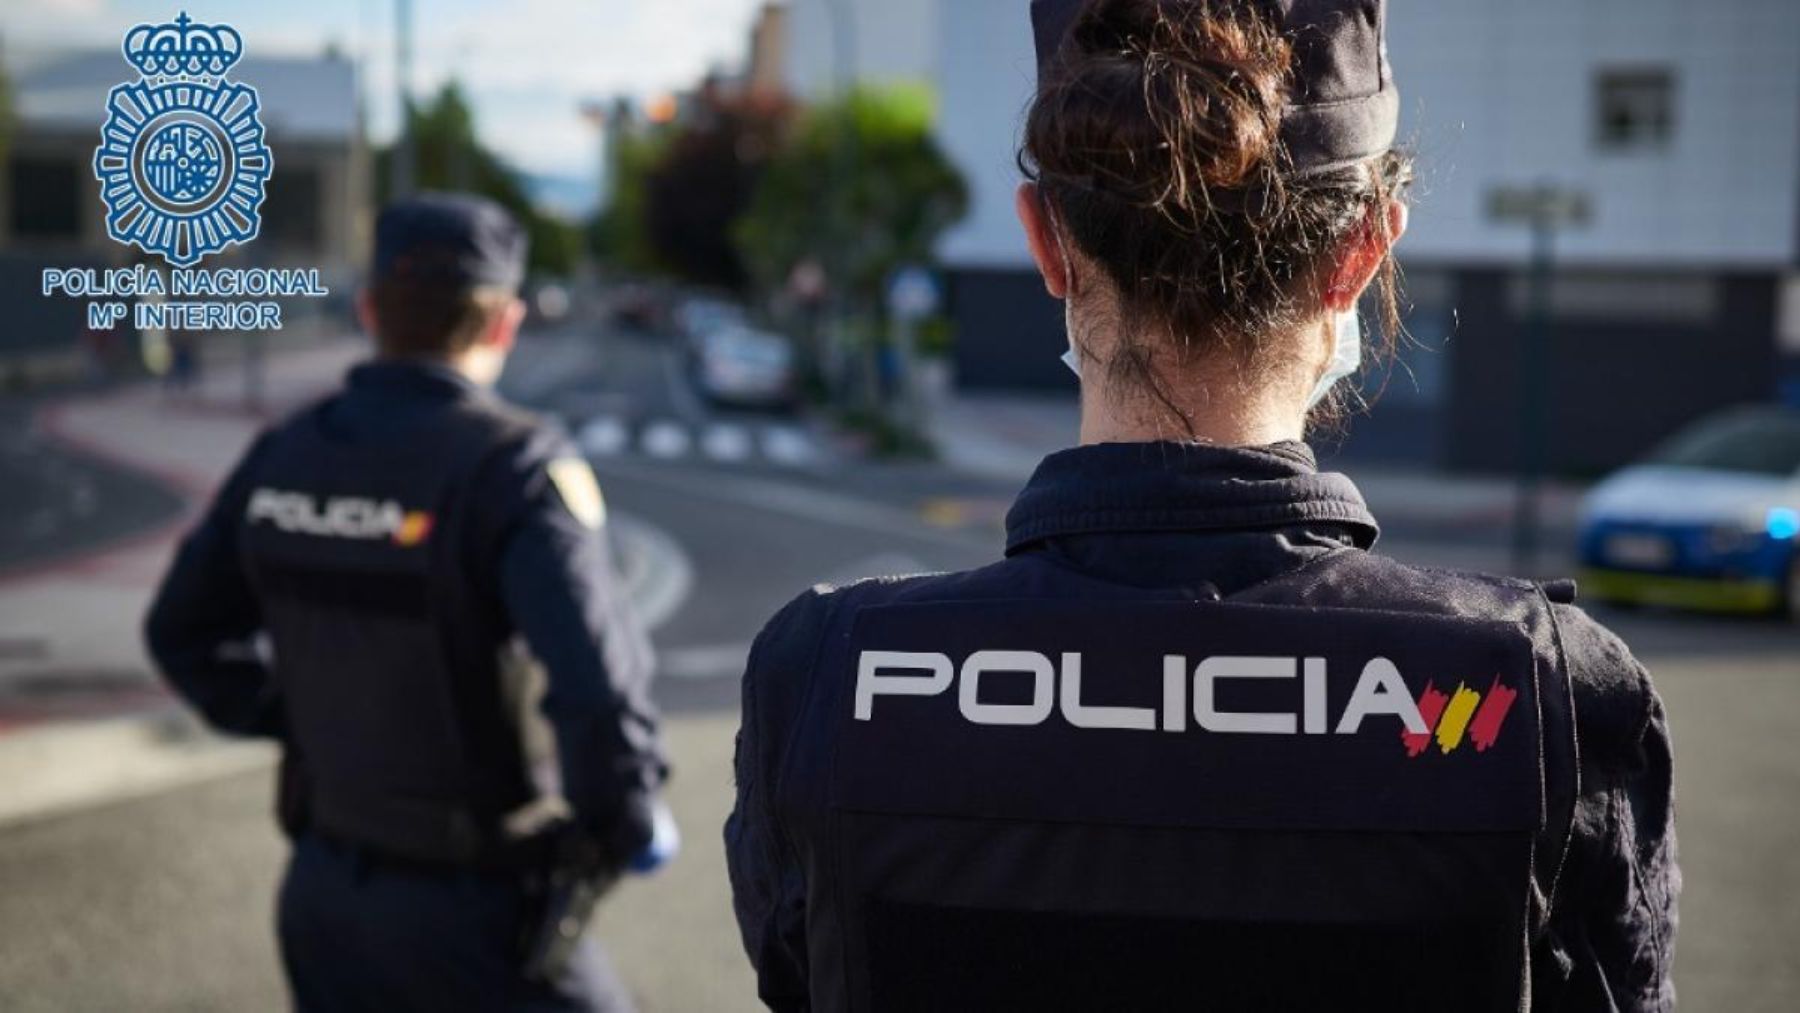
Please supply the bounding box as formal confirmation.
[146,195,666,1012]
[727,444,1676,1011]
[725,4,1676,1011]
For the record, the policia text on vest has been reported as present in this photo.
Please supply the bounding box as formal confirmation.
[856,648,1517,747]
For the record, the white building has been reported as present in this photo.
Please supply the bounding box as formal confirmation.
[782,0,941,100]
[786,0,1800,472]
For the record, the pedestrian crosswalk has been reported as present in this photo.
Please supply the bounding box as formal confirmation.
[574,415,824,469]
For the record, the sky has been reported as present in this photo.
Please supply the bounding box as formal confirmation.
[4,0,769,182]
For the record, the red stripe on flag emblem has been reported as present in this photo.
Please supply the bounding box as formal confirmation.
[1402,681,1450,758]
[1467,675,1519,753]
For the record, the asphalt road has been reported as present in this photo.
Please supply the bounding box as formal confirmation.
[0,401,186,574]
[0,328,1795,1010]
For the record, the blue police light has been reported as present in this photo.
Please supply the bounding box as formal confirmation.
[1769,508,1800,541]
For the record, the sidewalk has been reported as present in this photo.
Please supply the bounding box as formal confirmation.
[0,340,363,824]
[927,391,1589,566]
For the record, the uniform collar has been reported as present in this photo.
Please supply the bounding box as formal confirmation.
[346,358,486,401]
[1004,441,1380,555]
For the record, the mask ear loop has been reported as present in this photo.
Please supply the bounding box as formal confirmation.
[1044,196,1084,379]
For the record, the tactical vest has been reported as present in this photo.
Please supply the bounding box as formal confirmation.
[788,551,1574,1012]
[238,397,538,866]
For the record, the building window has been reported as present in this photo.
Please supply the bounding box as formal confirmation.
[1594,68,1675,152]
[9,157,83,239]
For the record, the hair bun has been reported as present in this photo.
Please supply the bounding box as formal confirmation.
[1060,0,1292,197]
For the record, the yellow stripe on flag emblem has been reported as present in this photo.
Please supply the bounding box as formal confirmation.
[1435,683,1483,754]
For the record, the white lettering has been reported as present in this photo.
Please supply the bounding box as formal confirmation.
[850,649,1436,739]
[1161,655,1187,732]
[245,487,412,541]
[959,650,1054,726]
[1336,658,1427,734]
[1303,657,1328,735]
[1194,657,1298,734]
[1059,652,1157,731]
[854,651,952,721]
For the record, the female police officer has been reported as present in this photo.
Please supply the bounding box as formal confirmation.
[727,1,1677,1010]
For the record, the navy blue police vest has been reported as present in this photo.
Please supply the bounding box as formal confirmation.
[784,551,1573,1012]
[237,396,540,866]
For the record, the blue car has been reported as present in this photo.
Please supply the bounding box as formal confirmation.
[1578,406,1800,621]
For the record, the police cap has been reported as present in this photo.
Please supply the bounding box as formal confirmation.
[1030,0,1399,172]
[373,192,528,291]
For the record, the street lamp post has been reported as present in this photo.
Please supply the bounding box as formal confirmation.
[823,0,862,410]
[1487,182,1593,575]
[389,0,415,198]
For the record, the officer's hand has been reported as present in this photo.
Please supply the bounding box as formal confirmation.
[628,798,680,875]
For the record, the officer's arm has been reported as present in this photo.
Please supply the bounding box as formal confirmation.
[1554,606,1679,1011]
[494,441,666,855]
[143,436,283,738]
[726,591,827,1010]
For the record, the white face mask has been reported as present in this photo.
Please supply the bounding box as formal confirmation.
[1307,309,1363,409]
[1060,300,1082,378]
[1054,224,1083,379]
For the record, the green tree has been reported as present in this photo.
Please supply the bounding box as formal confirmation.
[735,85,968,309]
[375,82,581,276]
[589,122,670,274]
[639,89,789,291]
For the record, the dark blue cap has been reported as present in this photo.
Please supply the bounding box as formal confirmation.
[1031,0,1399,173]
[373,192,527,290]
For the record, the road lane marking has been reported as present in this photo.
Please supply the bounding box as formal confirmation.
[579,416,630,457]
[660,642,753,681]
[762,425,817,467]
[701,424,754,463]
[642,420,693,459]
[611,512,695,633]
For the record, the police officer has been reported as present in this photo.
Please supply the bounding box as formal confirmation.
[726,2,1677,1010]
[146,193,671,1011]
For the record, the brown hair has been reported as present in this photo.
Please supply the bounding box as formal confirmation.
[367,279,516,358]
[1021,0,1412,416]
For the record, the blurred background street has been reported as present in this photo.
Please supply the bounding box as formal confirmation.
[2,0,1797,1009]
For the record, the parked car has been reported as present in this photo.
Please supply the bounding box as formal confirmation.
[1577,406,1800,620]
[674,296,746,347]
[691,324,798,410]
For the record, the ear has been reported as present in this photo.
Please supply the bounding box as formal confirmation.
[1323,198,1409,312]
[481,297,527,353]
[355,288,378,338]
[1016,182,1072,300]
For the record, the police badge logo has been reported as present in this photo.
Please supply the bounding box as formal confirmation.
[92,12,273,267]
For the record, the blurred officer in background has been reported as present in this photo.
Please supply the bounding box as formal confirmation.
[726,1,1677,1010]
[146,193,672,1012]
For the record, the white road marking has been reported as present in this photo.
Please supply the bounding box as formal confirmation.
[642,420,693,459]
[659,642,754,681]
[761,425,817,467]
[579,416,630,457]
[700,423,754,463]
[611,512,695,633]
